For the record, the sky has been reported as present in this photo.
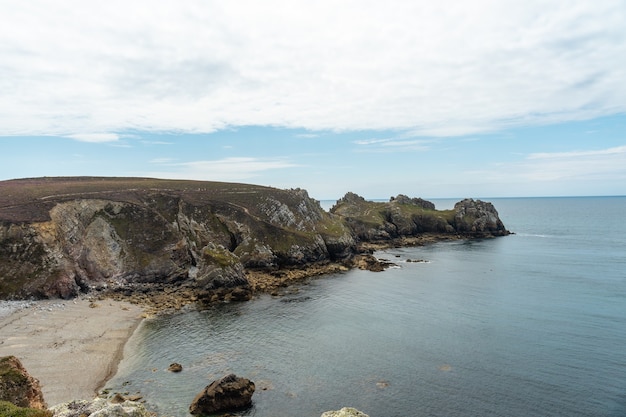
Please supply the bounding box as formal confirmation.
[1,1,625,200]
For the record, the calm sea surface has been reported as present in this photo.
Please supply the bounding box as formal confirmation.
[107,197,626,417]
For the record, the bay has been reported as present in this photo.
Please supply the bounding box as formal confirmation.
[107,197,626,417]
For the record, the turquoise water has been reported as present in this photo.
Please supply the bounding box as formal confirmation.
[107,197,626,417]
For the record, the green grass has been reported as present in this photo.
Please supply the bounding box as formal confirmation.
[202,246,239,268]
[0,401,51,417]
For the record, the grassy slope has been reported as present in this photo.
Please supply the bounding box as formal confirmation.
[0,177,293,223]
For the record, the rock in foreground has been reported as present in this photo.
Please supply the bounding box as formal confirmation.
[0,356,47,410]
[50,398,150,417]
[321,407,370,417]
[189,374,255,415]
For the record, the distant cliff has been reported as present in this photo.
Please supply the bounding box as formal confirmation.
[0,177,509,301]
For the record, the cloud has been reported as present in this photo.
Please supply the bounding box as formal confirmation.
[149,157,298,181]
[66,133,120,143]
[527,145,626,160]
[149,157,176,164]
[520,145,626,181]
[463,144,626,187]
[354,137,434,152]
[1,1,625,137]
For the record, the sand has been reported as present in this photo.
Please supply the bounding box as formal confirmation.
[0,298,144,406]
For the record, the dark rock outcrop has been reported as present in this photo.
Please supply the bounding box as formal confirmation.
[332,192,509,243]
[189,374,255,415]
[0,356,46,409]
[452,198,509,236]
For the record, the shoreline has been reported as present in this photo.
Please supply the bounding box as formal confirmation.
[0,298,144,407]
[0,234,473,409]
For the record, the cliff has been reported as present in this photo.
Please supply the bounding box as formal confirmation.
[0,177,509,301]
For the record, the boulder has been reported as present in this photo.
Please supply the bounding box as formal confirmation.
[167,363,183,372]
[189,374,255,415]
[321,407,370,417]
[0,355,46,409]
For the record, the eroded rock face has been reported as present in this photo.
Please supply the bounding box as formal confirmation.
[189,374,255,415]
[0,183,354,300]
[453,198,509,236]
[321,407,370,417]
[0,356,47,409]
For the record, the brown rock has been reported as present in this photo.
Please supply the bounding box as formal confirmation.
[0,356,47,409]
[189,374,255,415]
[167,363,183,372]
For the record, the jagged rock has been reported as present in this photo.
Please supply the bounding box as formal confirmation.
[351,254,394,272]
[390,194,436,210]
[0,356,47,409]
[50,398,150,417]
[321,407,370,417]
[189,374,255,415]
[167,363,183,372]
[453,198,509,236]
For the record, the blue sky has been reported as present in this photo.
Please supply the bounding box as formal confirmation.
[1,1,625,200]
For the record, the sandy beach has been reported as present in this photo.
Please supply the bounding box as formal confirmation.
[0,298,144,407]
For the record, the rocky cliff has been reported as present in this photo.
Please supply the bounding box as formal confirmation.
[0,177,509,301]
[331,192,509,242]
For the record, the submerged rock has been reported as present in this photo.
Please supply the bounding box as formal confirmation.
[0,355,47,409]
[321,407,370,417]
[189,374,255,415]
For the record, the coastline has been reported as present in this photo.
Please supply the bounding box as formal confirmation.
[0,298,144,407]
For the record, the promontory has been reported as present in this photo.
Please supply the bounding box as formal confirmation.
[0,177,509,304]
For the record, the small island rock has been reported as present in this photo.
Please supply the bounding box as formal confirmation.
[189,374,255,415]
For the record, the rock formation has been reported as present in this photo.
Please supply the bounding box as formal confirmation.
[0,177,509,301]
[189,374,255,415]
[332,192,509,242]
[49,398,150,417]
[321,407,370,417]
[0,356,47,410]
[0,178,355,300]
[167,363,182,372]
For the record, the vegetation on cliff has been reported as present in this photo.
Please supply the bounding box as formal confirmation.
[0,177,509,302]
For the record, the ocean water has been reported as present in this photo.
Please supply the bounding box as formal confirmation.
[107,197,626,417]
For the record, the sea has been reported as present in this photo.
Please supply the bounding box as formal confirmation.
[106,196,626,417]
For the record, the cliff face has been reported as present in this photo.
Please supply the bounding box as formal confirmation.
[0,178,508,300]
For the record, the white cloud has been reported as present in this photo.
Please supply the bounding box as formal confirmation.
[527,145,626,160]
[520,145,626,181]
[354,137,434,152]
[66,133,120,143]
[149,157,298,181]
[462,145,626,189]
[1,1,625,137]
[149,157,176,164]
